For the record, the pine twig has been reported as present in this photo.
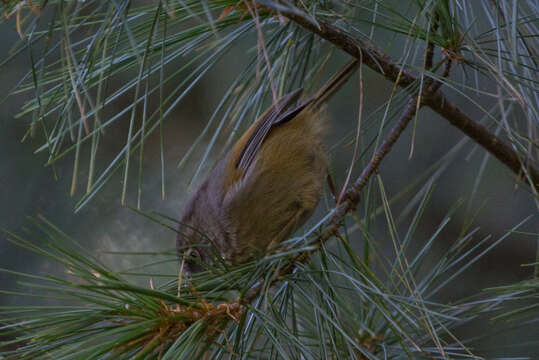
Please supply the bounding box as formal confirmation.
[259,1,538,188]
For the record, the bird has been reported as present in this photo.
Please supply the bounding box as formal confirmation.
[177,59,359,274]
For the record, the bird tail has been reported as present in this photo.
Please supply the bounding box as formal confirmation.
[307,59,360,110]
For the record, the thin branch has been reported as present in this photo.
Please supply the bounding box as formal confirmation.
[428,59,452,94]
[261,1,538,188]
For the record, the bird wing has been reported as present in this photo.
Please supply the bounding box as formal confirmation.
[236,89,310,172]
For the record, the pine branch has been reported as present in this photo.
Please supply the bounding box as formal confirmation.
[259,0,538,188]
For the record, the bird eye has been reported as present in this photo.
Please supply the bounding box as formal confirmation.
[183,248,204,274]
[186,248,201,261]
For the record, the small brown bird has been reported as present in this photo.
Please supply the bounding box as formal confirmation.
[177,60,359,273]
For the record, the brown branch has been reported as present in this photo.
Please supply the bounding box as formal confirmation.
[427,59,452,94]
[261,2,538,188]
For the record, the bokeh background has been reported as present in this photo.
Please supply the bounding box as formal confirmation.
[0,5,537,357]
